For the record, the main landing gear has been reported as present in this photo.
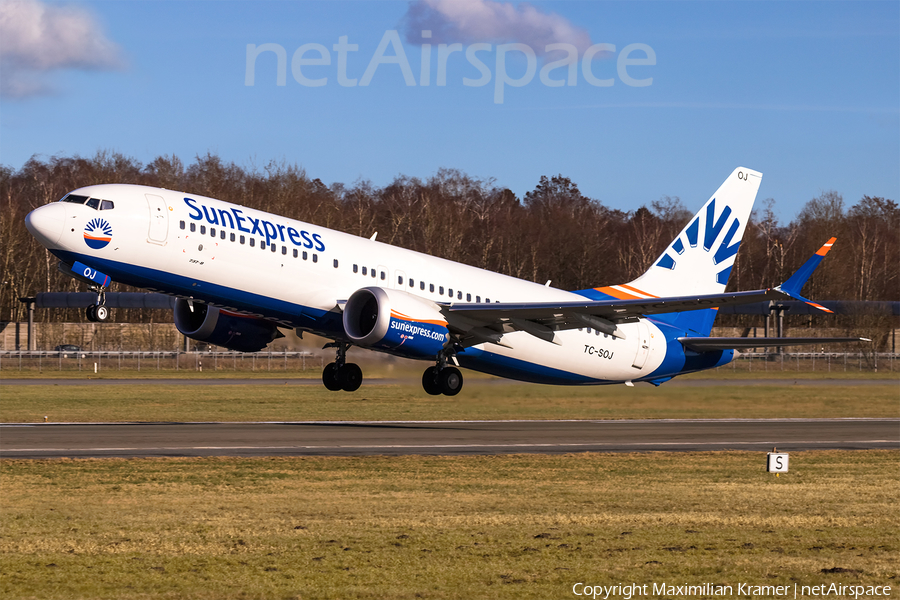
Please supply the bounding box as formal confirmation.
[322,342,362,392]
[421,353,463,396]
[85,289,109,322]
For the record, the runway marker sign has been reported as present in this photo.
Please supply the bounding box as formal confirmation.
[767,448,789,475]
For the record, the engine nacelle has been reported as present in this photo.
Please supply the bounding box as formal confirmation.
[173,299,280,352]
[343,287,449,359]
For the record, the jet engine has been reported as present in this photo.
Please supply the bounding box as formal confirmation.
[343,287,449,359]
[174,299,280,352]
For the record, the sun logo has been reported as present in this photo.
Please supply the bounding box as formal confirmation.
[84,218,113,250]
[655,198,741,284]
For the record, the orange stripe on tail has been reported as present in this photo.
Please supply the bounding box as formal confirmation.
[593,286,642,301]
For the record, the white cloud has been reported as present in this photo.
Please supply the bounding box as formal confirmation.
[402,0,594,56]
[0,0,124,98]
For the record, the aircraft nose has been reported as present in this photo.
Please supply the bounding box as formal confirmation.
[25,202,66,247]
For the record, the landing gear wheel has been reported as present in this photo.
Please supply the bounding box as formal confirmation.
[85,305,97,322]
[338,363,363,392]
[422,366,442,396]
[439,367,463,396]
[322,362,342,391]
[94,305,109,321]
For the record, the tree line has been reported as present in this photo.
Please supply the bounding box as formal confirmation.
[1,152,897,328]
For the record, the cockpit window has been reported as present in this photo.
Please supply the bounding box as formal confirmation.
[59,194,114,210]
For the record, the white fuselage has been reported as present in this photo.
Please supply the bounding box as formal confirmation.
[27,183,694,385]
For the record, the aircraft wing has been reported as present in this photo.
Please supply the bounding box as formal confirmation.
[443,288,790,345]
[443,238,841,348]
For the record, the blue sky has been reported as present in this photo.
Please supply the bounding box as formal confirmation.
[1,0,897,221]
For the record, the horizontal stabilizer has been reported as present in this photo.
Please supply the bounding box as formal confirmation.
[678,336,869,352]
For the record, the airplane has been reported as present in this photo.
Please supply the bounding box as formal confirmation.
[24,167,864,395]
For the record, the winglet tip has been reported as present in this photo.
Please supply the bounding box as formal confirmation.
[815,237,837,256]
[806,301,833,313]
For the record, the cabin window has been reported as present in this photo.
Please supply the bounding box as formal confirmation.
[380,271,385,280]
[362,266,367,275]
[221,230,226,240]
[230,233,235,242]
[466,293,471,302]
[293,249,298,258]
[250,238,255,247]
[353,264,358,273]
[210,228,216,237]
[420,281,425,291]
[430,284,435,293]
[100,200,115,210]
[282,246,287,255]
[312,254,318,263]
[302,251,308,260]
[371,268,376,278]
[486,298,490,303]
[409,279,415,288]
[398,276,403,285]
[476,296,481,303]
[200,225,206,235]
[439,286,444,295]
[261,241,267,250]
[333,259,339,268]
[240,235,245,244]
[271,243,276,253]
[180,221,185,230]
[190,223,196,232]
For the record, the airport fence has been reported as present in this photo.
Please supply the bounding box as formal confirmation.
[715,352,897,374]
[0,350,896,374]
[0,350,325,373]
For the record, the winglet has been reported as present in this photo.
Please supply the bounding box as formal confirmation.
[775,237,837,312]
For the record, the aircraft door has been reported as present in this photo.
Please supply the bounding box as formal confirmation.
[631,320,651,369]
[145,194,169,244]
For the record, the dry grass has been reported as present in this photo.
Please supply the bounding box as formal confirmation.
[1,451,898,599]
[1,381,898,423]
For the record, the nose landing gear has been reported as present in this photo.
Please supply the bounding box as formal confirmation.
[85,289,109,322]
[322,342,363,392]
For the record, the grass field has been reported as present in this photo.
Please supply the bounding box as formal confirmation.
[1,379,898,422]
[1,451,898,600]
[2,375,897,599]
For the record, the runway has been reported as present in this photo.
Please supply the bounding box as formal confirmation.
[1,418,897,458]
